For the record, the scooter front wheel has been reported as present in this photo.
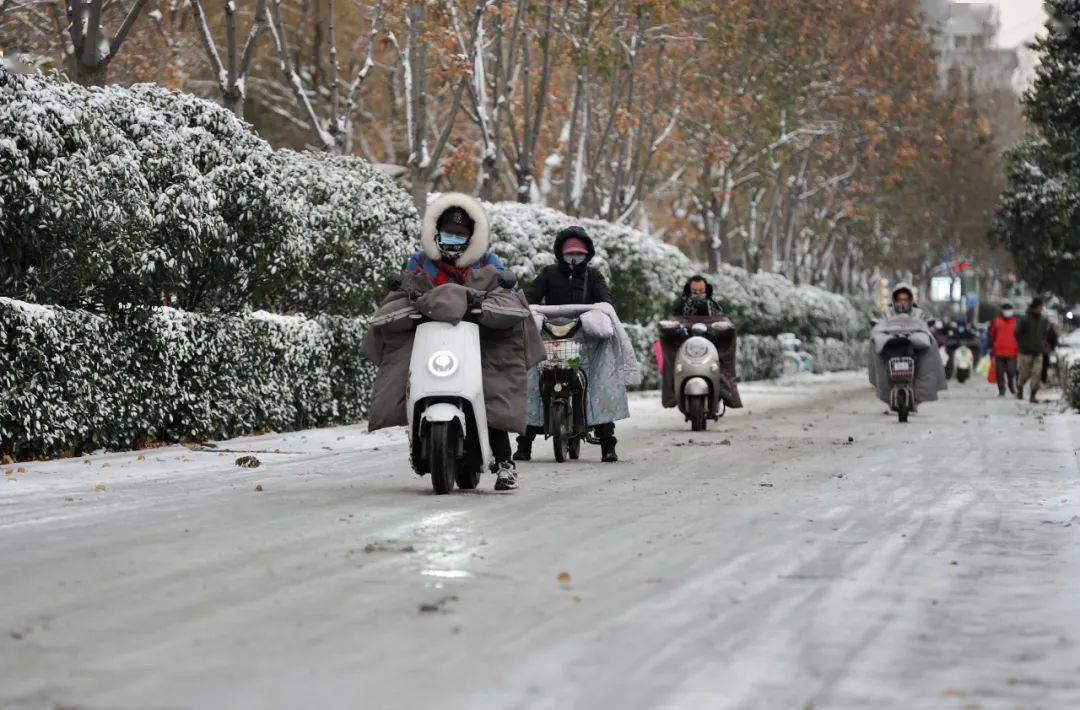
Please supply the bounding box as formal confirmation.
[551,401,570,463]
[688,395,708,432]
[568,435,581,460]
[427,422,460,494]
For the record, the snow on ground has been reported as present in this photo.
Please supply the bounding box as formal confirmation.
[2,372,1079,709]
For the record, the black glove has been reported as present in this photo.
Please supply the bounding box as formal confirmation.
[466,289,484,311]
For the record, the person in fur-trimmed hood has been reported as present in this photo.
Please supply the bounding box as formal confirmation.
[407,192,505,281]
[364,193,546,491]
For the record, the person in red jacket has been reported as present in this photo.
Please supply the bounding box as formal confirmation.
[989,303,1019,397]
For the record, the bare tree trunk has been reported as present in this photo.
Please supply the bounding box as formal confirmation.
[65,0,150,86]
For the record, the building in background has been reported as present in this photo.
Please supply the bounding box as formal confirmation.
[920,0,1020,93]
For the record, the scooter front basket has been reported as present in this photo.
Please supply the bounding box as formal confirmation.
[542,338,582,367]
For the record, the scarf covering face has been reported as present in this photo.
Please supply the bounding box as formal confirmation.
[682,295,717,317]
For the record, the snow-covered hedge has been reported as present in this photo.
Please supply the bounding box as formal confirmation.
[275,150,416,314]
[487,202,689,324]
[737,335,785,381]
[1061,331,1080,412]
[1065,360,1080,412]
[703,264,865,339]
[0,297,374,460]
[807,337,869,373]
[0,70,416,315]
[484,201,865,339]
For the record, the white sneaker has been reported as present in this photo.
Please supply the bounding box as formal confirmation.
[493,460,518,491]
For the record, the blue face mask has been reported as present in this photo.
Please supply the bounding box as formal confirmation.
[438,232,469,247]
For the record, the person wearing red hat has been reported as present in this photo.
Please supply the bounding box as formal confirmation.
[516,226,620,462]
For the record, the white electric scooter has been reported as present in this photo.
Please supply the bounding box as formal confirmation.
[405,273,516,494]
[407,315,490,494]
[660,318,730,432]
[953,344,975,383]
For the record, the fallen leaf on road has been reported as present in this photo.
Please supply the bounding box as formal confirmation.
[100,463,110,469]
[942,689,964,697]
[255,484,264,492]
[94,483,106,492]
[759,483,774,488]
[235,455,261,468]
[364,540,416,553]
[419,595,458,614]
[557,572,572,584]
[1061,496,1068,503]
[137,455,146,461]
[950,560,958,566]
[65,496,74,502]
[17,466,27,473]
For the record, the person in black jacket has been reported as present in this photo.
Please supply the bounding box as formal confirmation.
[524,226,613,307]
[515,226,619,462]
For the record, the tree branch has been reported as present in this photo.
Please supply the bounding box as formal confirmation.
[108,0,150,58]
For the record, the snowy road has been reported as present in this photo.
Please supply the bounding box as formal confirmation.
[2,373,1079,709]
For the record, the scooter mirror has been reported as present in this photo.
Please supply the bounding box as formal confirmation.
[498,271,518,289]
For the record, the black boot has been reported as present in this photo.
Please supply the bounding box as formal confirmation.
[600,438,618,463]
[512,436,532,462]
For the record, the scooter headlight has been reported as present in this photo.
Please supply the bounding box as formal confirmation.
[428,351,459,378]
[684,341,709,360]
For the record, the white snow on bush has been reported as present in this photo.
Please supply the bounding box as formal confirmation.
[484,200,865,339]
[486,201,688,324]
[0,297,375,460]
[0,71,417,315]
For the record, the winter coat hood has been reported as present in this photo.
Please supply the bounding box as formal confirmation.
[885,282,923,318]
[554,226,596,269]
[891,282,916,303]
[422,193,490,267]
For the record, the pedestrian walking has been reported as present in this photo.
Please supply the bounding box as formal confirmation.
[989,304,1019,397]
[1015,297,1050,403]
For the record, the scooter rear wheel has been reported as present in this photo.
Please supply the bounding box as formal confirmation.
[428,422,460,494]
[896,390,910,424]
